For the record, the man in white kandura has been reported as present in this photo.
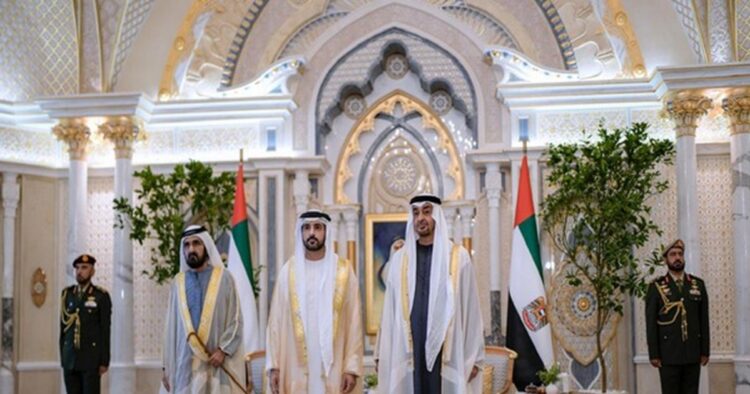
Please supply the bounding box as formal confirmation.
[266,210,364,393]
[377,194,485,394]
[162,225,245,394]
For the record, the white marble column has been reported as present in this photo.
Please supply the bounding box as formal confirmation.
[666,93,712,394]
[292,170,310,215]
[459,204,474,255]
[1,173,19,394]
[485,162,503,344]
[666,94,712,275]
[442,205,457,243]
[53,119,91,284]
[724,92,750,394]
[342,206,360,274]
[328,209,342,256]
[100,117,141,394]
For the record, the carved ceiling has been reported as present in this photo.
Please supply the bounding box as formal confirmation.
[0,0,155,101]
[2,0,748,101]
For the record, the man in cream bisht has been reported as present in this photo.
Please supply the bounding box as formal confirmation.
[162,225,245,393]
[377,194,484,394]
[266,210,363,393]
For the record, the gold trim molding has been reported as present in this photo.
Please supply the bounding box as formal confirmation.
[603,0,647,77]
[665,93,713,138]
[52,118,91,160]
[157,0,216,99]
[723,90,750,135]
[333,90,465,204]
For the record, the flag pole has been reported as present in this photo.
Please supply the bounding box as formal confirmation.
[240,148,243,164]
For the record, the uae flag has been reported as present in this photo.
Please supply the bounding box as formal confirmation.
[506,155,554,390]
[227,161,261,353]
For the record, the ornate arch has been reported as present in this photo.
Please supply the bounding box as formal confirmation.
[314,27,480,153]
[334,90,464,204]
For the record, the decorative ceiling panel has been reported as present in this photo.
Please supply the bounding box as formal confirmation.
[738,0,750,61]
[671,0,707,62]
[708,0,732,63]
[0,1,78,101]
[111,0,156,88]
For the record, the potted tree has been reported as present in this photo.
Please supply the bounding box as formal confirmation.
[113,160,260,290]
[540,122,674,392]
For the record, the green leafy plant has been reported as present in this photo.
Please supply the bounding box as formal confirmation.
[364,373,378,389]
[540,122,674,392]
[537,363,561,386]
[114,160,238,284]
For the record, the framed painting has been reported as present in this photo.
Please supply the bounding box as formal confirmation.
[364,212,408,335]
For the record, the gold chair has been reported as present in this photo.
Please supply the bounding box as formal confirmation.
[245,350,266,394]
[483,346,518,394]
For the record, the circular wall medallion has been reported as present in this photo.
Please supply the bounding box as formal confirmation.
[381,156,418,196]
[343,94,366,119]
[429,90,452,115]
[571,291,596,320]
[385,54,409,79]
[553,277,599,337]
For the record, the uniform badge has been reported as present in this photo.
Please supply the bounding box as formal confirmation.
[522,296,549,332]
[85,296,97,308]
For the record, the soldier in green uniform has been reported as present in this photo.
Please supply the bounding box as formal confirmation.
[59,254,112,394]
[646,239,710,394]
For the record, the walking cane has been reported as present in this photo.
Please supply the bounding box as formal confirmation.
[187,332,251,394]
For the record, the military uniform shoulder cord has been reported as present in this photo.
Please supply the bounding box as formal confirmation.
[654,280,688,342]
[60,288,81,349]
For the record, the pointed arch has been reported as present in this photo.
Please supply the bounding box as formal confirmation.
[334,89,464,204]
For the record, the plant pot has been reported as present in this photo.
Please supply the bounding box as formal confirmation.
[545,383,560,394]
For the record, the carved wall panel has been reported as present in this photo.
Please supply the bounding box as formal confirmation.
[696,155,735,354]
[0,128,63,167]
[535,109,628,145]
[133,237,170,360]
[86,177,115,296]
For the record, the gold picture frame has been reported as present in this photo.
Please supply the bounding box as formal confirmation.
[364,212,408,335]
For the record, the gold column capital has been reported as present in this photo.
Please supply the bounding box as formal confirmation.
[665,93,713,138]
[52,118,91,160]
[98,116,144,159]
[722,90,750,135]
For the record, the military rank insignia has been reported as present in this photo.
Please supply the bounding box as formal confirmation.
[689,282,701,297]
[85,296,97,308]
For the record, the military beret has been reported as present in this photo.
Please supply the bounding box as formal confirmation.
[662,239,685,257]
[73,254,97,267]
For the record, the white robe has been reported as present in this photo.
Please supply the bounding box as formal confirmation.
[266,258,364,393]
[163,267,245,394]
[377,244,485,394]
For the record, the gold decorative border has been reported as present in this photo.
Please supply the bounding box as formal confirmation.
[334,90,465,204]
[157,0,216,99]
[364,212,408,335]
[604,0,647,77]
